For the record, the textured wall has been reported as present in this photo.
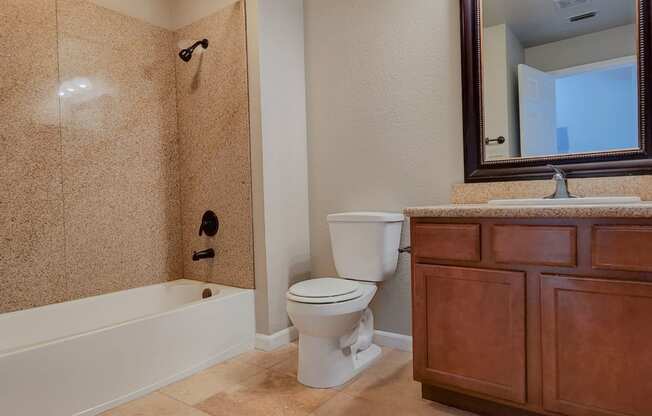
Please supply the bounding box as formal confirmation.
[304,0,465,336]
[1,0,253,313]
[57,0,183,300]
[175,1,254,289]
[0,0,68,312]
[1,0,183,313]
[1,0,255,314]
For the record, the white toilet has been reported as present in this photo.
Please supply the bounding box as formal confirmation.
[286,212,404,388]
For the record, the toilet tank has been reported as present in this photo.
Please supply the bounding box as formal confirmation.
[327,212,405,282]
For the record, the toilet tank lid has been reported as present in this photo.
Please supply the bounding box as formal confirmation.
[327,212,405,223]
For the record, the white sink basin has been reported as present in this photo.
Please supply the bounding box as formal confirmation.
[488,196,642,206]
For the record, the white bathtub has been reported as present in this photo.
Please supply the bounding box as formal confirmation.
[0,279,255,416]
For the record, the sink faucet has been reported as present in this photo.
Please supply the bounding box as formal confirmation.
[545,165,578,199]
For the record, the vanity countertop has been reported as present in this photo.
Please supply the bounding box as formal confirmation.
[404,203,652,218]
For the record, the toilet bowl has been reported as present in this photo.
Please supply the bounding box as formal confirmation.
[286,212,404,388]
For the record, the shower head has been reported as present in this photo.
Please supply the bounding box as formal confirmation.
[179,39,209,62]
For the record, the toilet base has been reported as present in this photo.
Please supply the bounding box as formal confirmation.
[296,334,382,388]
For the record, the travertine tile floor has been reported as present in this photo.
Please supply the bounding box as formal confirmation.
[101,344,477,416]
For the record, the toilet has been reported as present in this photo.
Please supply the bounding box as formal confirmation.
[286,212,404,388]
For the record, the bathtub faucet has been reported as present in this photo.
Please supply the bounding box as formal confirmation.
[192,248,215,262]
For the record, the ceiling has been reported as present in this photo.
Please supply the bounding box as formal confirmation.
[90,0,238,30]
[482,0,636,47]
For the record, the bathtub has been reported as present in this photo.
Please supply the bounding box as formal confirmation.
[0,279,255,416]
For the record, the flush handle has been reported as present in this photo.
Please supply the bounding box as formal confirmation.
[399,246,412,254]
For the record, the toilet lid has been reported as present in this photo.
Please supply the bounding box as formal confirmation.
[287,278,363,304]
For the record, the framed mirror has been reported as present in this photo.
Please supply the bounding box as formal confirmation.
[461,0,652,182]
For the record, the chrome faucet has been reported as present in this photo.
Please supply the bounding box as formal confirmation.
[545,165,578,199]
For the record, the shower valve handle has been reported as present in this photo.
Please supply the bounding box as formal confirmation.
[199,211,219,237]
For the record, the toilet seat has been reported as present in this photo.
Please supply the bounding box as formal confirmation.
[287,278,364,304]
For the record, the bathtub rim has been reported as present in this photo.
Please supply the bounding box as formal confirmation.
[0,279,252,358]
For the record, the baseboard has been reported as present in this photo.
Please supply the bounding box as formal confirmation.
[255,327,411,352]
[373,330,413,352]
[76,340,254,416]
[255,326,298,351]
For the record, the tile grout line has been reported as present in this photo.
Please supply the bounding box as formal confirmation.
[153,392,212,416]
[308,390,349,415]
[105,349,439,415]
[156,354,275,410]
[170,26,185,282]
[53,0,69,297]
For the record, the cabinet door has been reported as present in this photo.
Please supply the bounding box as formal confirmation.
[541,276,652,416]
[413,265,526,403]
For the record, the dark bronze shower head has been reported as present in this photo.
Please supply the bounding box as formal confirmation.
[179,39,209,62]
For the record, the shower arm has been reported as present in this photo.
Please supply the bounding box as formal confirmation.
[187,39,208,53]
[179,38,209,62]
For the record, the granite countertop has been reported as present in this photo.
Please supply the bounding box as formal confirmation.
[404,203,652,218]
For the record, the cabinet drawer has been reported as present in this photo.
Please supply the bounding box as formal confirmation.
[593,226,652,272]
[413,224,481,262]
[492,225,577,267]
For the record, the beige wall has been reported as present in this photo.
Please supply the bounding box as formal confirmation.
[244,0,272,334]
[1,0,183,313]
[252,0,310,335]
[176,1,254,289]
[304,0,464,336]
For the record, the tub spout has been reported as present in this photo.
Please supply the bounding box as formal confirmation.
[192,248,215,261]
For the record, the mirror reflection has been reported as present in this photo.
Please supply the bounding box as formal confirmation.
[481,0,639,161]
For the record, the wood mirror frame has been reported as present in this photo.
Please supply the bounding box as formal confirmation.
[461,0,652,182]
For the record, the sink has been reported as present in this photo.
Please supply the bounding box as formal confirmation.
[488,196,643,206]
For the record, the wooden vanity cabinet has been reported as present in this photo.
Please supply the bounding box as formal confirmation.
[413,265,526,404]
[411,218,652,416]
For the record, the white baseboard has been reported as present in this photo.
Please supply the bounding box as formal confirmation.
[256,327,411,352]
[373,330,413,352]
[255,326,298,351]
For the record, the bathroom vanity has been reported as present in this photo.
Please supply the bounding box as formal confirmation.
[412,0,652,412]
[406,203,652,416]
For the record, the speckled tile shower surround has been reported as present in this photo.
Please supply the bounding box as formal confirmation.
[0,0,253,313]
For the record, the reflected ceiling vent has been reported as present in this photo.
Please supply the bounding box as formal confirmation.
[553,0,591,9]
[569,10,598,22]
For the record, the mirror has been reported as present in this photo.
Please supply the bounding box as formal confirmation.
[480,0,639,162]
